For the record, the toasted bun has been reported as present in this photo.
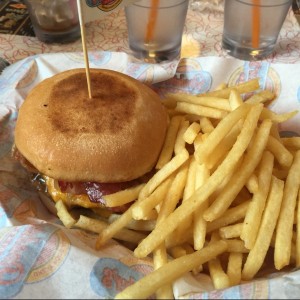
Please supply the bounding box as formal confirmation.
[14,68,168,182]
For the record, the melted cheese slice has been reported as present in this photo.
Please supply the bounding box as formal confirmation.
[44,176,102,209]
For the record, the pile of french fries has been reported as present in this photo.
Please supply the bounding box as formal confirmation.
[55,78,300,299]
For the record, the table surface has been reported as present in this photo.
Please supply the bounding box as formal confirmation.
[0,2,300,67]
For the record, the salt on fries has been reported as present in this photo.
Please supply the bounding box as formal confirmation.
[54,78,300,299]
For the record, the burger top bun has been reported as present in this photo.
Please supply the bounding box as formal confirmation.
[14,68,168,183]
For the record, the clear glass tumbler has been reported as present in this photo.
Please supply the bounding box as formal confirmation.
[222,0,292,60]
[24,0,80,43]
[125,0,189,62]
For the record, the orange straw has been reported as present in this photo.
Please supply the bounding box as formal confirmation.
[252,0,260,48]
[145,0,160,44]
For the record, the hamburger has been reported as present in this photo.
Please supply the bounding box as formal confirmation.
[13,68,168,215]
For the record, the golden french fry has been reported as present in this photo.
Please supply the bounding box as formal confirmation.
[297,189,300,267]
[260,108,298,123]
[158,161,189,218]
[108,214,156,232]
[207,200,250,233]
[200,78,260,98]
[227,252,243,286]
[225,239,249,253]
[282,137,300,150]
[103,184,145,207]
[241,151,274,249]
[219,223,243,239]
[96,199,143,249]
[242,176,284,280]
[156,115,183,169]
[169,245,187,258]
[266,135,293,168]
[215,82,227,90]
[205,119,242,170]
[135,104,261,258]
[270,122,281,140]
[115,241,228,299]
[204,119,272,222]
[167,93,231,111]
[172,157,197,245]
[55,200,76,228]
[228,89,243,110]
[193,163,210,250]
[208,257,231,290]
[153,243,173,299]
[245,90,276,104]
[184,121,201,144]
[199,117,215,133]
[194,103,251,164]
[175,101,228,119]
[132,176,172,220]
[139,149,189,201]
[174,119,189,155]
[245,173,259,194]
[75,215,146,245]
[275,150,300,270]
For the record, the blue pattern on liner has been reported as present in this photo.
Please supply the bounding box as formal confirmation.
[0,224,58,298]
[90,258,146,298]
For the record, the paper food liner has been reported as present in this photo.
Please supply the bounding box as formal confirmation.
[1,51,300,299]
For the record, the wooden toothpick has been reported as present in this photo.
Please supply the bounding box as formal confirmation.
[77,0,92,99]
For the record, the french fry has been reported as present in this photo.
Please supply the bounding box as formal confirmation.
[275,150,300,270]
[282,136,300,150]
[208,258,231,290]
[266,135,293,168]
[205,119,242,170]
[103,184,145,207]
[156,115,183,169]
[135,104,261,258]
[245,173,259,194]
[194,103,251,164]
[75,215,146,244]
[206,200,250,233]
[175,101,228,119]
[132,176,172,220]
[173,157,197,244]
[227,252,243,286]
[204,119,272,222]
[174,119,189,154]
[245,89,276,104]
[193,163,210,250]
[183,121,201,144]
[199,116,215,133]
[153,243,173,299]
[167,93,231,111]
[115,241,228,299]
[55,200,76,228]
[225,239,249,253]
[159,161,189,218]
[242,176,284,280]
[200,78,260,98]
[260,108,298,123]
[108,214,156,232]
[215,82,227,90]
[241,151,274,249]
[297,189,300,267]
[139,149,189,200]
[96,197,147,249]
[169,245,187,258]
[228,89,243,110]
[219,223,243,239]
